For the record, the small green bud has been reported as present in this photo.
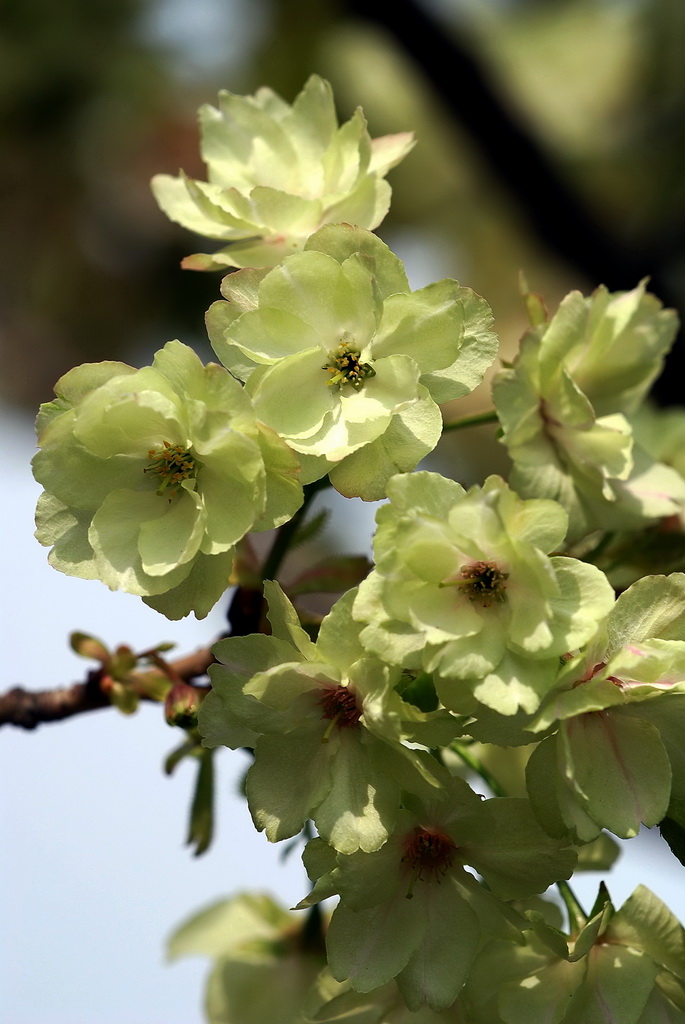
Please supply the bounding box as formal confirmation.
[165,681,201,729]
[70,631,110,663]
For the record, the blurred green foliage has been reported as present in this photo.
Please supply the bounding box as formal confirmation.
[3,0,685,419]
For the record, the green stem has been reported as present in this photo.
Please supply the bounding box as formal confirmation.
[260,476,330,582]
[450,742,507,797]
[557,878,587,936]
[441,409,499,433]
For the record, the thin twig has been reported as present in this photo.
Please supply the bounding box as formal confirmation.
[0,647,214,731]
[441,409,499,433]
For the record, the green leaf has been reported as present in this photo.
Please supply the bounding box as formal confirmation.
[587,882,613,922]
[187,747,215,856]
[108,681,139,715]
[288,507,330,549]
[69,631,109,662]
[164,737,200,775]
[519,273,549,327]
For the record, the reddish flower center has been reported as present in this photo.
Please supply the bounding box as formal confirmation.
[401,826,456,898]
[318,685,362,737]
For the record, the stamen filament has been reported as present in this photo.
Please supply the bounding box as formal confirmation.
[145,441,196,499]
[321,714,340,743]
[323,340,375,391]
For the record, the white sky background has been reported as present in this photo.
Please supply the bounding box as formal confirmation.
[0,401,384,1024]
[2,1,684,1020]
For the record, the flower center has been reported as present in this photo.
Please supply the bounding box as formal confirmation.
[402,826,456,898]
[145,441,196,498]
[318,685,362,740]
[323,341,375,391]
[458,560,509,607]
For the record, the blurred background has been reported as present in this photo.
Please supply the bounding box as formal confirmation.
[2,0,685,1021]
[4,0,685,413]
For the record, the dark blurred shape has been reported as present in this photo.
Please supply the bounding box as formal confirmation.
[0,0,217,407]
[4,0,685,410]
[340,0,685,405]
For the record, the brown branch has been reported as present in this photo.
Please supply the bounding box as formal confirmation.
[4,534,291,731]
[158,646,215,682]
[0,671,111,729]
[0,646,215,731]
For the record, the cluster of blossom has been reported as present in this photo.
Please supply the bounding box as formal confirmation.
[33,77,685,1021]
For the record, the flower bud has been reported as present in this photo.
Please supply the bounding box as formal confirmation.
[165,681,200,729]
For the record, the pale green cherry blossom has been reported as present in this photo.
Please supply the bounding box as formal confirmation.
[354,471,614,716]
[33,341,302,619]
[151,74,414,270]
[493,281,685,543]
[206,225,498,499]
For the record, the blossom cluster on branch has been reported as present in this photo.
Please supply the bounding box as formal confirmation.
[30,76,685,1021]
